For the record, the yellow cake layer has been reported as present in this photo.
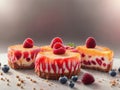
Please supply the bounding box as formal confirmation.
[8,44,40,51]
[76,45,113,61]
[37,50,80,60]
[40,45,52,52]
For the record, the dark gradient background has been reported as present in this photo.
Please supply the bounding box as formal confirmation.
[0,0,120,57]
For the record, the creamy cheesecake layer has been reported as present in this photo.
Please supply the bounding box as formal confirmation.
[35,51,81,74]
[8,45,40,67]
[76,45,114,72]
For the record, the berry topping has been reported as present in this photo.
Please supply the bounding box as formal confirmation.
[69,81,75,88]
[82,73,95,85]
[85,37,96,48]
[71,75,78,82]
[109,70,117,77]
[2,65,10,73]
[50,37,63,48]
[14,50,22,60]
[59,76,68,84]
[23,38,34,48]
[53,42,66,55]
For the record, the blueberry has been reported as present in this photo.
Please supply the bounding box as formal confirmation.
[69,81,75,88]
[59,76,68,84]
[71,75,78,82]
[109,70,117,77]
[118,67,120,72]
[2,65,10,73]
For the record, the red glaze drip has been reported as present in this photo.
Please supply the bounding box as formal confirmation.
[30,50,35,59]
[65,59,72,73]
[48,63,50,73]
[51,61,56,74]
[56,59,64,74]
[35,58,41,71]
[23,51,29,58]
[41,57,46,72]
[74,62,78,71]
[14,50,22,60]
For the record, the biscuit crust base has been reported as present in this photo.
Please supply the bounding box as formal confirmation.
[81,62,113,72]
[8,60,34,69]
[35,68,80,80]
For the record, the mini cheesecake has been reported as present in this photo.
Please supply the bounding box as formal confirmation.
[76,44,114,72]
[8,38,40,69]
[35,51,81,79]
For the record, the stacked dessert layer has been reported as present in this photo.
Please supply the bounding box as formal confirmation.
[35,37,81,79]
[8,38,40,69]
[35,51,81,79]
[76,37,114,72]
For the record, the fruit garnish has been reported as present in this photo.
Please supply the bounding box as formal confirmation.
[67,42,76,48]
[82,73,95,85]
[69,81,75,88]
[50,37,63,48]
[23,38,34,48]
[109,70,117,77]
[2,65,10,73]
[71,75,78,82]
[59,76,68,84]
[85,37,96,48]
[53,42,66,55]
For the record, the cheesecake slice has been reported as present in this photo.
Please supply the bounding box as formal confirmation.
[35,50,81,80]
[8,38,40,69]
[76,37,114,72]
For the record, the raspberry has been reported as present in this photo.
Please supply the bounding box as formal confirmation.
[82,73,95,85]
[23,38,34,48]
[50,37,63,48]
[53,42,66,54]
[85,37,96,48]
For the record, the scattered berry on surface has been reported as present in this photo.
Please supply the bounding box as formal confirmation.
[59,76,68,84]
[2,65,10,73]
[82,73,95,85]
[69,81,75,88]
[71,75,78,82]
[109,70,117,77]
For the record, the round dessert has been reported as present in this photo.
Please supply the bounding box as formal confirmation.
[8,38,40,69]
[35,51,81,79]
